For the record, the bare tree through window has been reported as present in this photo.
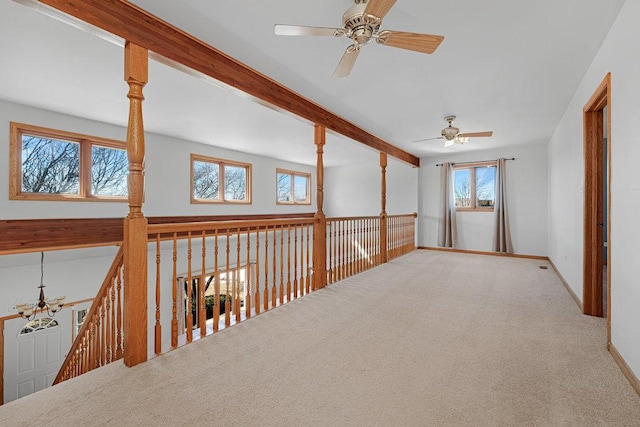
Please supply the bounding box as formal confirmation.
[224,165,246,201]
[276,169,310,204]
[193,161,219,199]
[453,165,496,210]
[191,154,250,203]
[21,136,80,194]
[92,146,128,196]
[13,123,129,201]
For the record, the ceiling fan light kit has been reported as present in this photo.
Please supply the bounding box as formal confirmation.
[412,115,494,148]
[275,0,444,77]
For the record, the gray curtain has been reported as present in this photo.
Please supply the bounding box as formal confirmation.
[438,162,458,248]
[493,158,513,253]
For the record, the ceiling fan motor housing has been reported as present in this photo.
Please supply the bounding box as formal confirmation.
[343,2,381,45]
[442,116,460,140]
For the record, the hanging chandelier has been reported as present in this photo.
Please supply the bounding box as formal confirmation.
[15,252,65,320]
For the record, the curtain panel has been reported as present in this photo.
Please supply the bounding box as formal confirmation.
[438,162,458,248]
[493,158,514,253]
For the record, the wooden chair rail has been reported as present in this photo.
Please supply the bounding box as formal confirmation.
[0,213,315,255]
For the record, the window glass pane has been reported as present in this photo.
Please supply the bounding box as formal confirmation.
[21,135,80,194]
[193,160,220,199]
[293,175,308,202]
[91,145,128,196]
[454,169,471,207]
[224,165,247,201]
[277,173,292,202]
[475,167,496,208]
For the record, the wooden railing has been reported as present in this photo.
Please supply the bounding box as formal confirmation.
[387,213,418,260]
[53,247,124,385]
[52,213,416,384]
[326,216,382,284]
[148,217,315,353]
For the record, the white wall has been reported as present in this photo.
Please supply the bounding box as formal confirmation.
[419,144,548,256]
[324,157,418,217]
[547,0,640,379]
[0,99,316,220]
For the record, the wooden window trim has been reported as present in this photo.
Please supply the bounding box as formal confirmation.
[10,122,127,202]
[453,161,497,212]
[276,168,311,205]
[190,153,252,204]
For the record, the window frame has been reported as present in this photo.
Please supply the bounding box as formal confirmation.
[190,153,252,204]
[10,122,128,202]
[276,168,311,205]
[453,161,497,212]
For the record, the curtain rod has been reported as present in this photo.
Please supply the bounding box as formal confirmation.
[435,157,515,167]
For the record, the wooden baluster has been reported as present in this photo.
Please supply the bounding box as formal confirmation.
[116,265,123,359]
[246,229,252,319]
[171,234,178,348]
[279,225,284,305]
[200,231,207,337]
[359,219,364,273]
[100,304,105,366]
[186,232,193,343]
[327,221,332,284]
[264,227,269,311]
[348,220,352,276]
[225,229,231,327]
[123,42,148,367]
[272,225,277,308]
[300,225,305,296]
[255,228,261,315]
[105,280,112,363]
[286,225,291,301]
[293,226,298,299]
[364,218,369,271]
[236,228,242,323]
[109,277,116,361]
[214,231,220,332]
[306,224,311,294]
[155,235,162,354]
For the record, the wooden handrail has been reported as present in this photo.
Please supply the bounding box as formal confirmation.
[148,217,314,235]
[53,247,124,385]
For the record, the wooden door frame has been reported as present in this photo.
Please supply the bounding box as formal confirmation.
[583,73,611,344]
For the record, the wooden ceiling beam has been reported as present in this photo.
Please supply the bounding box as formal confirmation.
[30,0,419,167]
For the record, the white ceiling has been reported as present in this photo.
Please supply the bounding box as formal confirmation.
[0,0,626,167]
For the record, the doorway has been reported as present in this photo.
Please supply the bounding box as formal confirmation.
[583,73,611,343]
[3,311,72,404]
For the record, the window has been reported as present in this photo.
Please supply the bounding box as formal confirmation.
[276,169,311,205]
[453,162,496,210]
[191,154,251,204]
[19,317,59,335]
[10,122,128,201]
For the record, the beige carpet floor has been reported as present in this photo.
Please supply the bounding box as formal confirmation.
[2,250,640,426]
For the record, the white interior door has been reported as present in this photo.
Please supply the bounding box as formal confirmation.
[3,310,72,404]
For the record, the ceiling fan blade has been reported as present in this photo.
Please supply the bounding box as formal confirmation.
[275,24,344,37]
[411,136,443,143]
[444,139,455,148]
[332,45,360,78]
[457,131,494,138]
[364,0,397,19]
[377,31,444,54]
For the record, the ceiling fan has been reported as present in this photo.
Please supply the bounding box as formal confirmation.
[413,116,494,148]
[274,0,444,78]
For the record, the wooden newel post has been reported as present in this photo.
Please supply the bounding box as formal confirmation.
[313,124,327,290]
[123,42,149,367]
[380,153,388,264]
